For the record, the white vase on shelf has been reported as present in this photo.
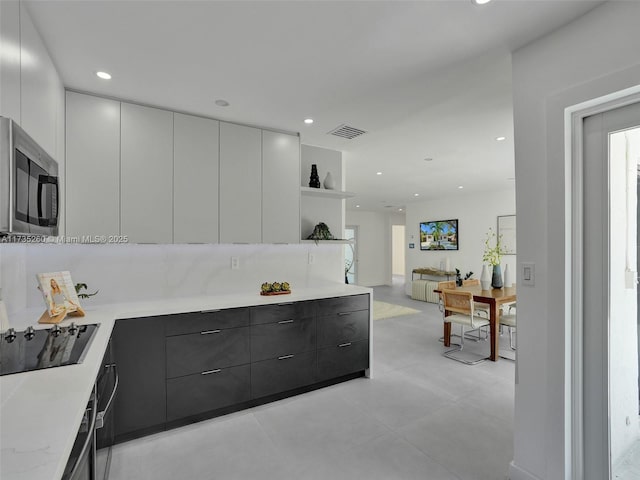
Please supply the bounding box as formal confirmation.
[323,171,336,190]
[480,265,491,291]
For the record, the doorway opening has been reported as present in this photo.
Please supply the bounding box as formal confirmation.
[580,100,640,479]
[392,224,406,287]
[345,226,357,285]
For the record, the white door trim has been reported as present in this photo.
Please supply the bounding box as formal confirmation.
[567,87,640,480]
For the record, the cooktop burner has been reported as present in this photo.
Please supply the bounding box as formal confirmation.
[0,323,99,376]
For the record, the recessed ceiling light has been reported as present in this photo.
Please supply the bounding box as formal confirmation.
[496,136,506,141]
[356,205,360,208]
[458,186,464,189]
[304,118,314,125]
[398,208,403,212]
[414,193,419,197]
[215,99,230,107]
[376,172,382,175]
[96,71,111,80]
[472,0,492,5]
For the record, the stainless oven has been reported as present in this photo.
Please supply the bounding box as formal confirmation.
[62,339,118,480]
[0,116,59,236]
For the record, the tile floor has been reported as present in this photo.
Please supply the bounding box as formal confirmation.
[109,279,515,480]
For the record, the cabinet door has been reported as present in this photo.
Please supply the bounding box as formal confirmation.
[121,103,173,243]
[219,122,261,243]
[65,92,120,237]
[173,113,219,243]
[262,131,300,243]
[112,317,166,441]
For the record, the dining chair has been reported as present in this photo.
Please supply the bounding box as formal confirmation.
[436,281,457,343]
[500,312,517,351]
[441,289,490,365]
[463,278,490,318]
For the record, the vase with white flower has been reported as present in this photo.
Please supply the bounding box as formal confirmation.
[482,228,506,289]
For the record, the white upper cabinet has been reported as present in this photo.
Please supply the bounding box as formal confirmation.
[173,113,220,243]
[0,0,21,123]
[120,103,174,243]
[262,131,300,243]
[219,122,262,243]
[65,92,121,237]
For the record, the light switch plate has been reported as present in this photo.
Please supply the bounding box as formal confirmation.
[231,256,239,270]
[308,252,315,265]
[522,262,535,286]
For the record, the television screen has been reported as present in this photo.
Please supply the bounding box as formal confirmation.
[420,219,458,250]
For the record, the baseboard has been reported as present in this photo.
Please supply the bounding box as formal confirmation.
[508,461,543,480]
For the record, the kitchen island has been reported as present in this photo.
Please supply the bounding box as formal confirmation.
[0,284,372,480]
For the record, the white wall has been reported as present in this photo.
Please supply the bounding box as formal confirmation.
[511,2,640,479]
[405,189,516,295]
[0,243,343,319]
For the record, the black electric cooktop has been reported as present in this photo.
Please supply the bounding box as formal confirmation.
[0,323,99,376]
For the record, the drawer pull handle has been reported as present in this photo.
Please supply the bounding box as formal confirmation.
[278,354,295,360]
[201,309,221,314]
[338,342,352,348]
[338,312,352,316]
[201,369,221,375]
[278,302,294,306]
[278,320,294,324]
[200,330,221,335]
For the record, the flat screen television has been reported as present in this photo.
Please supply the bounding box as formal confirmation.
[420,219,458,251]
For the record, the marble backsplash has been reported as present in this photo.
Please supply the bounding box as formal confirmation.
[0,243,343,315]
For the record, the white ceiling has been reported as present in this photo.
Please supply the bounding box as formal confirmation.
[25,0,605,211]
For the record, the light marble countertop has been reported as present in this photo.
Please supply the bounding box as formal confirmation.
[0,284,372,480]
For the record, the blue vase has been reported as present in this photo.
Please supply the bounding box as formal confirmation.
[491,265,503,289]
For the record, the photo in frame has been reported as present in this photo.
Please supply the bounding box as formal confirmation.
[497,215,516,255]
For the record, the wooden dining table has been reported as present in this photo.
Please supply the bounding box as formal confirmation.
[433,285,516,361]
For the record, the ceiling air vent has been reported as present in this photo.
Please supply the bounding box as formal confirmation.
[328,124,367,140]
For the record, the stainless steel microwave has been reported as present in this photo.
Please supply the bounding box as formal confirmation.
[0,117,59,236]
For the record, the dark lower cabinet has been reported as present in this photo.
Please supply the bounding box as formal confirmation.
[111,294,370,443]
[317,340,369,381]
[166,365,251,421]
[112,316,166,441]
[251,350,317,399]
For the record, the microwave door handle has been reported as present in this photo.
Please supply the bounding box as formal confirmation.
[37,175,58,226]
[96,364,119,430]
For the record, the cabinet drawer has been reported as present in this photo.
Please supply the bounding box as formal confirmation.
[317,340,369,381]
[251,350,316,399]
[166,364,250,422]
[251,317,315,362]
[317,309,369,347]
[166,327,250,378]
[165,308,250,336]
[250,301,314,325]
[316,294,369,316]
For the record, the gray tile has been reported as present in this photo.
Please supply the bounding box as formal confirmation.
[399,404,513,480]
[253,387,391,464]
[336,372,454,429]
[109,413,289,480]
